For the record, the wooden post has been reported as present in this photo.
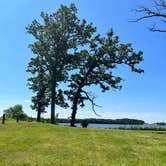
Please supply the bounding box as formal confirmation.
[2,114,5,124]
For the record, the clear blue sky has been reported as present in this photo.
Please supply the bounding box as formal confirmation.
[0,0,166,123]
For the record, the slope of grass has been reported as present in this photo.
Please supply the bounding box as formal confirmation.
[0,122,165,166]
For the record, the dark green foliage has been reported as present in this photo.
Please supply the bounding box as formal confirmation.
[66,29,144,126]
[27,56,49,122]
[26,3,96,124]
[58,118,145,125]
[4,105,28,121]
[117,127,166,131]
[156,122,166,125]
[26,4,144,126]
[81,119,89,128]
[86,118,145,125]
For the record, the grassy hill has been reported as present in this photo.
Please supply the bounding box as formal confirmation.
[0,122,165,166]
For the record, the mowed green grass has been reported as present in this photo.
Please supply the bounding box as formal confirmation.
[0,122,165,166]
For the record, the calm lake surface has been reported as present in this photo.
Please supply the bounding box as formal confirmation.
[59,123,166,129]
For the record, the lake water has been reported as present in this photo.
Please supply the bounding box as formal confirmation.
[59,123,166,129]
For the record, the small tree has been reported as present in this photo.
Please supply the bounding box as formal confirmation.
[81,119,89,128]
[27,56,49,122]
[4,104,28,121]
[66,30,144,127]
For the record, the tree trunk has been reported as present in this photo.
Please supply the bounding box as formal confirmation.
[16,116,19,123]
[70,98,78,127]
[70,87,82,127]
[37,110,41,122]
[50,83,56,124]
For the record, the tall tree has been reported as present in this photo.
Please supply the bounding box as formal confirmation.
[26,4,96,123]
[132,0,166,32]
[66,30,144,127]
[27,56,49,122]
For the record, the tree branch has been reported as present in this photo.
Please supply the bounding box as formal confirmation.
[81,90,102,117]
[149,24,166,32]
[130,1,166,32]
[131,6,166,22]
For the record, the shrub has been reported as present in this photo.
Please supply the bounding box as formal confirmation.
[81,119,89,128]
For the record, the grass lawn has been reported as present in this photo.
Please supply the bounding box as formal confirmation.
[0,122,165,166]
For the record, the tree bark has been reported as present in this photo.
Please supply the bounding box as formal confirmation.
[50,83,56,124]
[16,116,19,123]
[37,110,41,122]
[70,97,78,127]
[70,88,81,127]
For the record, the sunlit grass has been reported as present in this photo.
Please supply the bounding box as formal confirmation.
[0,122,165,166]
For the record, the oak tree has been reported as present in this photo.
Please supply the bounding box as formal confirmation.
[66,30,144,127]
[26,4,96,123]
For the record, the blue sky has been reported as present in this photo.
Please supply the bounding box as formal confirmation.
[0,0,166,123]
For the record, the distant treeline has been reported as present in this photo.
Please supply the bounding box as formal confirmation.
[114,127,166,131]
[1,116,145,125]
[57,118,145,125]
[156,122,166,126]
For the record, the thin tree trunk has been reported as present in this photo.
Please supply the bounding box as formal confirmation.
[70,88,81,127]
[70,97,78,127]
[50,83,56,124]
[16,116,19,123]
[37,110,41,122]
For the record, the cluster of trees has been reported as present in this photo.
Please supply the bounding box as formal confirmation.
[27,4,144,127]
[58,118,145,125]
[4,104,28,121]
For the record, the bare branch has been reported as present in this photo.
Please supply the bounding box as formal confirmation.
[154,0,166,9]
[130,0,166,32]
[131,6,166,22]
[81,90,102,117]
[149,24,166,32]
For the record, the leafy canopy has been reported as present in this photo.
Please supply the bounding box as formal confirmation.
[4,105,28,120]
